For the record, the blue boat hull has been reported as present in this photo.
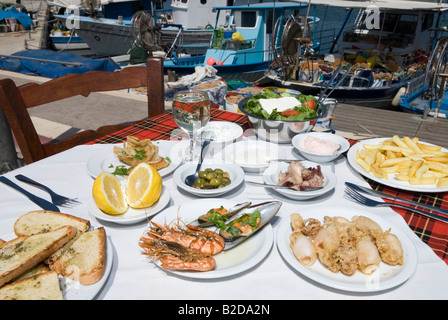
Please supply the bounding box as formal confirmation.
[399,86,448,118]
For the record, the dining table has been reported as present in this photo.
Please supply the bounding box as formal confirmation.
[1,105,448,301]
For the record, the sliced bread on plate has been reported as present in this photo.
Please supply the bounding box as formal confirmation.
[50,227,107,286]
[0,271,63,300]
[0,226,77,287]
[14,210,91,264]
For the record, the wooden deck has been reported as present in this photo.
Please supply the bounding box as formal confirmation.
[332,103,448,148]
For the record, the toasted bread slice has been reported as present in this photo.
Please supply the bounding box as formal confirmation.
[0,271,63,300]
[14,210,90,236]
[0,226,77,287]
[13,263,50,282]
[14,210,91,264]
[50,227,107,286]
[0,239,5,248]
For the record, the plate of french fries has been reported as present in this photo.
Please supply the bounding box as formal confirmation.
[347,136,448,192]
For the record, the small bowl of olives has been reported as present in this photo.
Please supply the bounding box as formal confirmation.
[173,162,245,197]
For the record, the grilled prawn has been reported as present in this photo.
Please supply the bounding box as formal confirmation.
[139,238,216,272]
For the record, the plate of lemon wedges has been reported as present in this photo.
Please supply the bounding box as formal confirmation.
[88,163,171,224]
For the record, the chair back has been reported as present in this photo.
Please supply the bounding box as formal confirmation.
[0,57,165,164]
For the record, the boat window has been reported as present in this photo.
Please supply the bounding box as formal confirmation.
[395,14,418,34]
[200,0,207,4]
[421,13,434,31]
[233,10,257,28]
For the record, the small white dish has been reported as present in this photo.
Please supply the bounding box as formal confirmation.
[88,186,171,224]
[263,161,336,200]
[223,140,286,173]
[173,161,244,197]
[202,121,243,143]
[292,132,350,163]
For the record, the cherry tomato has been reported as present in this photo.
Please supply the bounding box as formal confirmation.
[280,110,301,117]
[303,99,316,110]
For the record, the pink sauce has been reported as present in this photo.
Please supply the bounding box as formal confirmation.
[301,136,339,154]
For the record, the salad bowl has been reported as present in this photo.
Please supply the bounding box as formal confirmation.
[238,91,328,143]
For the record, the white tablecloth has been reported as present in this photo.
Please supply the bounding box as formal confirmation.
[1,140,448,300]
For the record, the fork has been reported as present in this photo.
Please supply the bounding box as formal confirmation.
[15,174,81,208]
[343,187,448,224]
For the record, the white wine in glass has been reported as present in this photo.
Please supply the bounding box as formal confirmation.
[172,91,211,161]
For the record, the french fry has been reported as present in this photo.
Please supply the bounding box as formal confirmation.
[418,143,442,152]
[371,164,388,179]
[395,174,410,181]
[409,177,437,185]
[415,164,429,178]
[404,136,423,154]
[408,160,423,178]
[437,177,448,188]
[423,156,448,164]
[379,157,407,168]
[379,145,413,153]
[392,135,408,149]
[356,151,371,173]
[382,165,399,174]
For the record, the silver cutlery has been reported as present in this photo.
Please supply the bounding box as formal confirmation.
[343,187,448,224]
[345,182,448,217]
[0,176,60,212]
[246,180,324,191]
[184,139,212,187]
[15,174,81,208]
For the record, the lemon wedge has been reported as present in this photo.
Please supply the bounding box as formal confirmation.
[126,163,162,209]
[92,172,128,215]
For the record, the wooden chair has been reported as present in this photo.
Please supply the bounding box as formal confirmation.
[0,57,165,164]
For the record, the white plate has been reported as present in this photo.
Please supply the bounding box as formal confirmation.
[88,186,170,225]
[173,161,244,197]
[263,161,336,200]
[203,121,243,143]
[347,137,448,193]
[0,221,113,300]
[86,140,183,179]
[223,140,287,172]
[147,199,274,279]
[277,205,418,292]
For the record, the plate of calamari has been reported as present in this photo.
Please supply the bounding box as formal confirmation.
[277,205,417,292]
[86,136,183,179]
[138,199,281,279]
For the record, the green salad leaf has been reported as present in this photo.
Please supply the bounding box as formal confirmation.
[243,91,318,121]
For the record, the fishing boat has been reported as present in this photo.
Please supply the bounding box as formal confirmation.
[53,0,238,57]
[262,0,448,109]
[49,29,90,51]
[398,36,448,118]
[163,2,313,82]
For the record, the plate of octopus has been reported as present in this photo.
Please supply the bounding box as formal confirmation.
[277,205,417,293]
[138,198,275,279]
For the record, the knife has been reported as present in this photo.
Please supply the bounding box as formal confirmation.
[0,176,60,212]
[345,182,448,217]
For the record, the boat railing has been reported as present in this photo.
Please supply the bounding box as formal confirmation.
[211,38,256,51]
[217,47,275,65]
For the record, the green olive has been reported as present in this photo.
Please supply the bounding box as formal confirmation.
[206,172,217,180]
[214,168,224,175]
[199,171,208,179]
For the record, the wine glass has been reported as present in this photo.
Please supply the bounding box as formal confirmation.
[172,91,211,162]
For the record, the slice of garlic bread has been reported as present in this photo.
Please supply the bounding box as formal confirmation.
[0,271,63,300]
[0,226,77,287]
[50,227,107,286]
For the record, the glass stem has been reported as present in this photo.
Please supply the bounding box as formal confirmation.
[189,131,196,160]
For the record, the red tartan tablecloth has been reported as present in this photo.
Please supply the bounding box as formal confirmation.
[89,107,448,264]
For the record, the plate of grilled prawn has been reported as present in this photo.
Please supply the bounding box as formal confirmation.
[138,199,280,279]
